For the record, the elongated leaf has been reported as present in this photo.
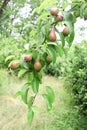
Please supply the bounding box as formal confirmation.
[28,96,34,108]
[23,24,33,30]
[68,30,75,46]
[35,0,55,14]
[37,12,50,22]
[14,91,21,98]
[55,28,65,47]
[42,94,52,111]
[63,12,74,22]
[21,83,29,104]
[58,32,65,47]
[80,4,86,17]
[5,55,15,63]
[46,86,55,103]
[57,45,64,57]
[27,108,34,125]
[47,46,56,63]
[48,42,57,46]
[27,74,34,84]
[32,78,39,93]
[20,57,28,69]
[32,106,38,114]
[18,69,28,78]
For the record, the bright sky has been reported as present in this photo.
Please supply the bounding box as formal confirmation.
[74,18,87,43]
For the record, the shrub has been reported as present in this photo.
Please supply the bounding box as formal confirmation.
[53,108,87,130]
[0,36,26,68]
[45,56,67,77]
[65,41,87,116]
[46,40,87,116]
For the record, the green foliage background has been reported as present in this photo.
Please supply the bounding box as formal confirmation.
[46,41,87,116]
[0,37,26,68]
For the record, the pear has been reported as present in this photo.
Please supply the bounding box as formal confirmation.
[49,27,56,42]
[24,54,32,62]
[34,60,42,72]
[50,7,58,16]
[46,54,52,64]
[9,61,20,69]
[62,26,70,36]
[56,15,63,22]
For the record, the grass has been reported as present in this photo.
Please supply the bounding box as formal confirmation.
[0,69,87,130]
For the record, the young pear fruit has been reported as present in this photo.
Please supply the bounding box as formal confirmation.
[56,15,63,22]
[9,61,20,69]
[49,27,56,42]
[62,26,70,36]
[34,60,42,71]
[50,7,58,16]
[46,54,52,64]
[74,11,80,18]
[24,54,32,62]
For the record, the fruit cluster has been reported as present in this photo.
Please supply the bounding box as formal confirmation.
[9,7,70,72]
[9,54,42,72]
[49,7,70,42]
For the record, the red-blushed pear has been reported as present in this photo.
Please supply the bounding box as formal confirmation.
[9,61,20,69]
[56,15,63,22]
[49,27,56,42]
[24,54,32,62]
[50,7,58,16]
[34,60,42,71]
[62,26,70,36]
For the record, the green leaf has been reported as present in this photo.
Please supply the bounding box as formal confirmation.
[27,108,34,125]
[20,57,28,69]
[13,91,21,98]
[63,12,74,22]
[21,83,29,104]
[80,4,86,17]
[47,46,56,63]
[32,78,39,93]
[23,24,33,30]
[27,74,34,84]
[55,28,65,47]
[48,42,57,46]
[37,12,50,22]
[35,0,55,14]
[28,96,34,108]
[5,55,15,63]
[68,30,75,46]
[32,51,38,61]
[32,106,38,114]
[46,86,55,103]
[57,45,64,57]
[58,32,65,47]
[18,69,28,78]
[42,94,52,111]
